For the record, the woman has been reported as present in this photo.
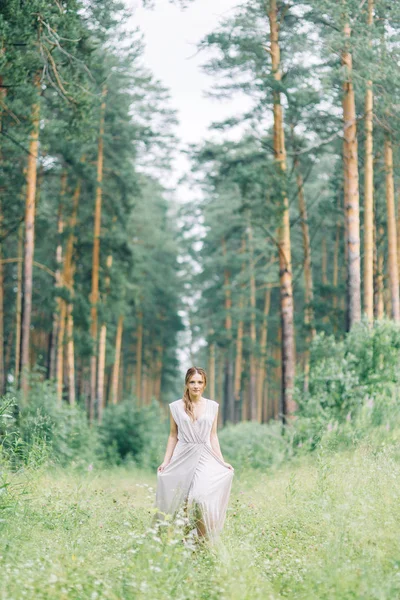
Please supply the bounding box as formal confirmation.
[156,366,234,540]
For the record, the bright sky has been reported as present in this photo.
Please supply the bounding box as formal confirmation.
[128,0,250,197]
[127,0,250,371]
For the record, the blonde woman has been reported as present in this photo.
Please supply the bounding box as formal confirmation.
[156,366,234,539]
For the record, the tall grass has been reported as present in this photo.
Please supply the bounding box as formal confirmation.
[1,434,400,599]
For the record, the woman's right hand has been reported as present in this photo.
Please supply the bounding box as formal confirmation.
[157,461,169,473]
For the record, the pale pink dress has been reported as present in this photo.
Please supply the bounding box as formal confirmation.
[156,398,234,538]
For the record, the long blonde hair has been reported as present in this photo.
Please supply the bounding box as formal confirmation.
[183,366,207,421]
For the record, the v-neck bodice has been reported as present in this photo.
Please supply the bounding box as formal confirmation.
[191,398,208,424]
[170,398,216,445]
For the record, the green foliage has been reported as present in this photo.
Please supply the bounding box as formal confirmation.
[294,320,400,449]
[99,401,168,469]
[219,420,289,471]
[1,378,98,469]
[2,439,400,599]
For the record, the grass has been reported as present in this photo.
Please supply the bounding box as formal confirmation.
[1,438,400,600]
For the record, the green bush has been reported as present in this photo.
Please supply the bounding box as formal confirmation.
[4,376,98,468]
[294,319,400,449]
[218,420,290,471]
[99,400,168,469]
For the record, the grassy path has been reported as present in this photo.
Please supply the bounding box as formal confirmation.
[1,441,400,599]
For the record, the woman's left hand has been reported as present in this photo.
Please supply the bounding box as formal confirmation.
[224,462,234,471]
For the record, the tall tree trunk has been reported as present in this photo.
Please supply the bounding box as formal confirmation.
[384,136,400,320]
[110,315,124,405]
[321,237,328,286]
[247,222,258,421]
[397,198,400,285]
[153,345,163,403]
[64,179,81,406]
[295,158,315,391]
[89,86,107,422]
[233,238,246,422]
[97,253,112,421]
[208,333,216,401]
[56,301,67,404]
[97,324,107,416]
[342,21,361,328]
[66,299,75,406]
[257,288,271,422]
[217,349,224,427]
[363,0,374,323]
[15,224,23,384]
[374,223,384,319]
[20,77,41,398]
[118,357,124,404]
[295,158,315,336]
[333,214,340,309]
[268,0,296,419]
[233,306,244,422]
[135,311,143,405]
[49,172,67,380]
[222,238,234,424]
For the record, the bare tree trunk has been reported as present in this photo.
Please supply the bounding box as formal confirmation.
[135,311,143,405]
[15,224,23,385]
[295,159,315,335]
[247,222,257,421]
[241,356,248,422]
[97,253,112,421]
[257,288,271,422]
[234,238,246,422]
[268,0,296,419]
[89,86,107,422]
[110,316,124,405]
[374,223,385,319]
[20,77,40,398]
[321,237,328,286]
[208,334,216,401]
[364,0,374,323]
[56,301,67,404]
[333,215,340,309]
[295,158,316,391]
[153,345,163,404]
[384,135,400,321]
[65,299,75,406]
[217,349,224,427]
[49,172,67,380]
[97,324,107,414]
[234,309,244,421]
[342,22,361,328]
[64,179,81,406]
[222,238,234,424]
[118,358,124,404]
[397,198,400,286]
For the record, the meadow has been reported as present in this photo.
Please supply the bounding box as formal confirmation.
[2,323,400,599]
[2,432,400,600]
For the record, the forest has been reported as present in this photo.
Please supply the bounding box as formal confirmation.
[1,0,400,598]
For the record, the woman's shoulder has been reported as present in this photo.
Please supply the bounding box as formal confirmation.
[169,398,183,409]
[207,398,219,408]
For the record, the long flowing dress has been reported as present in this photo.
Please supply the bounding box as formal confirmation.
[155,398,233,538]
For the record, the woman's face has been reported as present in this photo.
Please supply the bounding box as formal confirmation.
[187,372,205,397]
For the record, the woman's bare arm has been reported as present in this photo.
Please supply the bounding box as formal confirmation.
[158,412,178,472]
[210,410,233,470]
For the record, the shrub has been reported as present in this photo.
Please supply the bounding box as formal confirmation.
[99,400,168,469]
[9,376,98,468]
[294,319,400,449]
[218,420,290,471]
